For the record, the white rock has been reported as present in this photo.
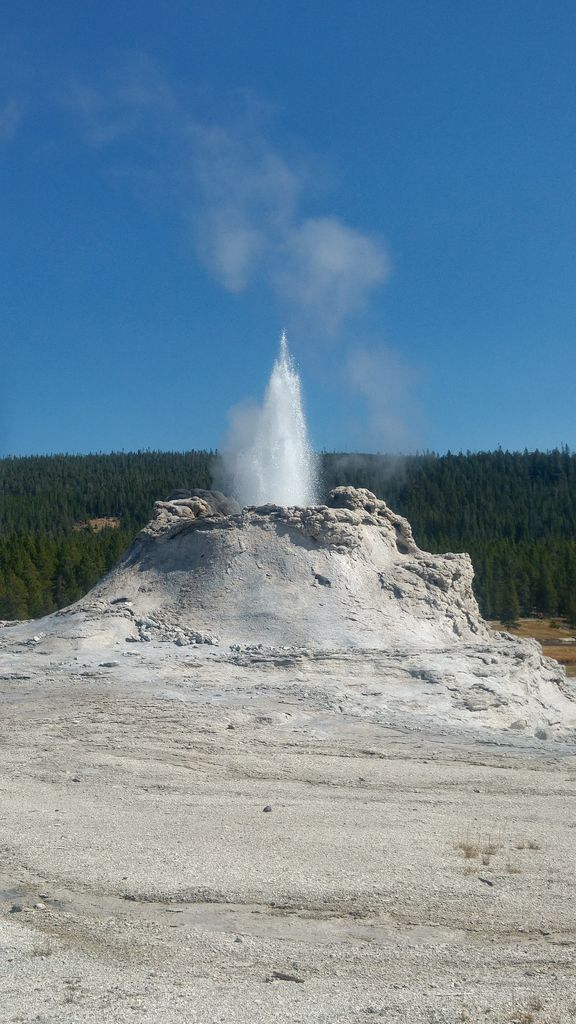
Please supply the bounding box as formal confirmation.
[2,487,575,737]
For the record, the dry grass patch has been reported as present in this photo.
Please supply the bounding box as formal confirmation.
[456,837,500,863]
[72,516,120,533]
[456,834,544,878]
[515,839,542,851]
[456,840,480,859]
[490,617,576,677]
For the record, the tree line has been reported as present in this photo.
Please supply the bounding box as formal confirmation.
[1,448,575,625]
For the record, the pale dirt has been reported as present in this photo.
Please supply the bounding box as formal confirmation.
[0,637,575,1024]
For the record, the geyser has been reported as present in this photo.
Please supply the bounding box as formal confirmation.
[223,332,318,507]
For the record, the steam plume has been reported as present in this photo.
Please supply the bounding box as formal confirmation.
[216,332,318,507]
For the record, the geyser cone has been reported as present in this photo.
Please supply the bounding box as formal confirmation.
[87,487,491,650]
[25,485,576,736]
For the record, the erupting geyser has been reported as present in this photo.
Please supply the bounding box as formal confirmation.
[3,331,572,742]
[225,332,318,508]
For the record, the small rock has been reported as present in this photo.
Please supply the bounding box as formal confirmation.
[263,805,273,813]
[535,727,549,740]
[268,970,304,984]
[9,904,22,913]
[478,877,494,887]
[227,724,235,730]
[234,936,243,943]
[34,903,46,910]
[313,574,331,587]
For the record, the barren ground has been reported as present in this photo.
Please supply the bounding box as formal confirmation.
[0,637,575,1024]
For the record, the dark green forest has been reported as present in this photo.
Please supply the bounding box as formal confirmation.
[1,448,576,625]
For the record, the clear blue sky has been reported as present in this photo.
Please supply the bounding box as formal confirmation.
[2,1,575,456]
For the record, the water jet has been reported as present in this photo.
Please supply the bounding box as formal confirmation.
[222,331,318,508]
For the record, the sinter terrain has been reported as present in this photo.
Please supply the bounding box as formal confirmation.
[0,484,575,1022]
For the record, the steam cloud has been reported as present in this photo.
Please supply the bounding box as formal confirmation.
[68,55,418,452]
[346,345,421,452]
[190,121,389,330]
[69,56,389,332]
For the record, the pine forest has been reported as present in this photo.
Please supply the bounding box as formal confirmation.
[1,448,576,627]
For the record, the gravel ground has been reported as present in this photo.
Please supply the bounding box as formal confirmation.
[0,635,575,1023]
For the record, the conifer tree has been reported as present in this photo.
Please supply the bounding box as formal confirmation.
[499,581,521,627]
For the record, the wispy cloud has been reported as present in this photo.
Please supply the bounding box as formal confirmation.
[188,119,301,292]
[66,57,419,448]
[0,98,23,143]
[68,54,177,148]
[189,125,389,329]
[274,217,389,332]
[67,56,390,331]
[345,344,422,452]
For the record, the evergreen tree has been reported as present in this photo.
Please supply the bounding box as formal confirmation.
[499,581,521,627]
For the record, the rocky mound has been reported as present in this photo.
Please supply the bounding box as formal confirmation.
[2,486,575,738]
[80,486,493,650]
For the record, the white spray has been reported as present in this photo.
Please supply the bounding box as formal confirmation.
[222,332,318,507]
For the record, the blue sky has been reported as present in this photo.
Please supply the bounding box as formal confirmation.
[2,1,576,456]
